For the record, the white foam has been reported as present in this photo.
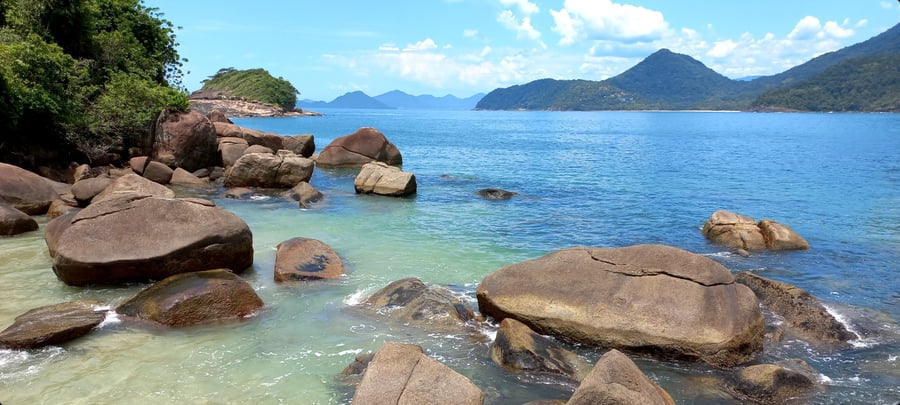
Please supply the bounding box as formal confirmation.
[818,373,833,385]
[343,286,378,306]
[335,349,363,356]
[249,195,269,201]
[822,304,876,348]
[92,305,121,329]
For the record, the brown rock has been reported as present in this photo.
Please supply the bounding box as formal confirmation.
[129,156,149,174]
[71,177,112,206]
[351,342,484,405]
[317,127,402,168]
[477,244,765,367]
[274,237,344,282]
[218,137,250,168]
[0,202,39,236]
[492,318,591,382]
[224,151,314,188]
[701,210,766,250]
[170,167,209,188]
[0,162,58,214]
[354,162,416,197]
[286,182,323,208]
[758,219,810,250]
[142,161,174,184]
[567,349,675,405]
[212,122,283,151]
[206,109,233,124]
[47,198,79,218]
[152,110,217,172]
[282,134,315,158]
[91,173,175,204]
[244,144,274,155]
[734,359,820,404]
[359,278,476,332]
[116,269,263,327]
[0,301,106,349]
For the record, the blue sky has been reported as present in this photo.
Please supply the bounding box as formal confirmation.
[144,0,900,101]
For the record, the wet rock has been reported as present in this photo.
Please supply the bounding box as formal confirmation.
[735,271,856,347]
[274,237,344,282]
[733,359,820,404]
[286,182,323,208]
[50,195,253,285]
[354,162,416,197]
[0,202,38,236]
[47,198,79,218]
[116,269,263,327]
[0,162,58,214]
[702,210,809,251]
[351,342,484,405]
[0,301,106,349]
[224,187,255,199]
[477,188,518,200]
[152,110,217,172]
[359,278,476,332]
[317,127,402,168]
[492,318,591,382]
[477,244,764,367]
[224,151,314,188]
[91,173,175,204]
[567,349,675,405]
[758,219,810,250]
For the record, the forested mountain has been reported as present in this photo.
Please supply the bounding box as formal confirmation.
[193,67,299,111]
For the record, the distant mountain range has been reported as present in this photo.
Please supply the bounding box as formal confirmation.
[476,22,900,112]
[299,90,485,110]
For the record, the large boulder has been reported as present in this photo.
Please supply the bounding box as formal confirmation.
[286,182,323,208]
[169,167,209,188]
[141,161,174,185]
[702,210,809,251]
[477,244,765,367]
[351,342,484,405]
[0,202,39,236]
[354,162,416,197]
[49,194,253,286]
[0,301,106,349]
[317,127,402,168]
[567,349,675,405]
[152,110,217,172]
[735,272,856,347]
[359,278,476,332]
[224,151,314,188]
[282,134,315,158]
[758,219,810,250]
[733,359,820,404]
[116,269,263,327]
[71,177,112,206]
[274,237,344,282]
[213,122,284,151]
[218,137,250,168]
[0,162,58,214]
[492,318,591,382]
[91,173,175,204]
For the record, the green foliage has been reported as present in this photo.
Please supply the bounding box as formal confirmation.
[200,67,299,111]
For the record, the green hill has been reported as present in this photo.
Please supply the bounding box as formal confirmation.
[194,68,299,111]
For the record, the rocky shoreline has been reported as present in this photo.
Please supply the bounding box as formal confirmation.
[189,98,322,118]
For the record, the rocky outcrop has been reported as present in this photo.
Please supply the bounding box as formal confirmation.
[0,162,58,214]
[735,272,856,347]
[351,342,484,405]
[213,122,284,151]
[317,127,402,168]
[274,237,344,282]
[477,188,518,200]
[733,359,820,404]
[567,349,675,405]
[190,99,318,118]
[206,109,233,124]
[91,173,175,204]
[49,194,253,286]
[282,134,315,158]
[492,318,591,382]
[0,202,38,236]
[152,110,217,172]
[286,182,323,208]
[354,162,416,197]
[71,177,112,206]
[224,151,314,188]
[218,137,249,168]
[358,278,476,332]
[477,244,765,367]
[116,269,263,327]
[0,301,106,349]
[702,210,809,251]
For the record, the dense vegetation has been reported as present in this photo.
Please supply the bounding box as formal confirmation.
[0,0,189,167]
[197,67,298,111]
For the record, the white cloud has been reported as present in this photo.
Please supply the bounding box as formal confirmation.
[880,1,895,9]
[463,29,479,38]
[823,21,854,38]
[499,0,539,15]
[788,16,824,40]
[706,39,737,58]
[550,0,668,45]
[403,38,439,52]
[498,10,542,41]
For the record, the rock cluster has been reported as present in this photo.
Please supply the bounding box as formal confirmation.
[702,210,809,251]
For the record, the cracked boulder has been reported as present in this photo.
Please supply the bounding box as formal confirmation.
[702,210,809,251]
[224,150,314,188]
[477,244,765,367]
[47,194,253,286]
[316,127,402,168]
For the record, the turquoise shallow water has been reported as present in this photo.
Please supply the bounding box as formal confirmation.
[1,110,899,404]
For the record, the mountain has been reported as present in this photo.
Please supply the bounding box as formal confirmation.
[374,90,484,110]
[325,91,394,109]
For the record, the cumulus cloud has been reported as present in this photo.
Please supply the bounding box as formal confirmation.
[498,10,542,40]
[499,0,539,15]
[463,29,479,38]
[403,38,439,52]
[706,39,737,58]
[550,0,668,45]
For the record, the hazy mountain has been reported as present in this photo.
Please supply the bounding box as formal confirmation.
[299,90,484,110]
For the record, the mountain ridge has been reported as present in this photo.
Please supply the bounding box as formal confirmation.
[298,90,484,110]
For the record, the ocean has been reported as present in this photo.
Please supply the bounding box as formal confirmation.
[1,110,898,403]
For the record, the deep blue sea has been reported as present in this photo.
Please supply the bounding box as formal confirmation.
[1,110,898,404]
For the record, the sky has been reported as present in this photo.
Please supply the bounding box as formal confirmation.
[144,0,900,101]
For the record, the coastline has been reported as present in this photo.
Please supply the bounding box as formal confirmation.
[189,98,322,118]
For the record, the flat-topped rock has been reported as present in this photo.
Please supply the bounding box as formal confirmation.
[0,301,106,349]
[274,237,344,282]
[0,162,58,214]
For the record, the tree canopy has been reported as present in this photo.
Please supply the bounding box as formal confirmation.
[198,67,299,111]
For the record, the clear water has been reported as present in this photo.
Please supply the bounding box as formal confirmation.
[1,110,898,404]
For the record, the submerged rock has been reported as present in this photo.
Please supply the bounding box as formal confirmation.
[351,342,484,405]
[477,244,765,367]
[317,127,402,168]
[274,237,344,282]
[359,278,476,332]
[286,182,323,208]
[0,301,106,349]
[567,349,675,405]
[476,188,518,200]
[733,359,820,404]
[491,318,591,382]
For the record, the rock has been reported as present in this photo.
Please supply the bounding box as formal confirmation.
[317,127,402,168]
[47,198,79,218]
[142,161,174,184]
[282,134,315,158]
[170,167,209,188]
[758,219,810,250]
[354,162,416,197]
[213,122,284,151]
[351,342,484,405]
[0,202,39,236]
[286,182,323,208]
[492,318,591,382]
[42,177,71,197]
[476,244,765,367]
[224,151,314,188]
[735,272,856,347]
[274,237,344,282]
[44,210,78,257]
[359,278,476,332]
[702,210,809,251]
[567,349,675,405]
[193,168,211,178]
[206,109,233,124]
[342,351,376,378]
[0,162,58,214]
[0,301,106,349]
[218,137,250,168]
[116,269,263,327]
[224,187,255,199]
[50,195,253,286]
[477,188,518,200]
[91,173,175,204]
[244,144,274,155]
[734,359,820,404]
[129,156,149,174]
[152,110,218,172]
[71,177,112,206]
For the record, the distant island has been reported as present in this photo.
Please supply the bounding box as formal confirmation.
[299,90,485,110]
[190,68,319,117]
[476,23,900,112]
